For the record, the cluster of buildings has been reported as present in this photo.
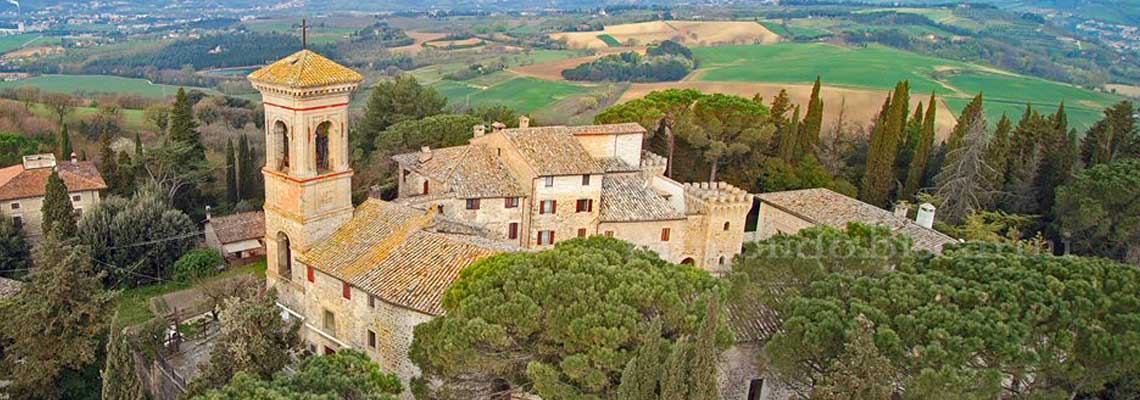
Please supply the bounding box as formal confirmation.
[239,48,955,399]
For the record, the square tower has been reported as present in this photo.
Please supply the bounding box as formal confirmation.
[248,49,363,289]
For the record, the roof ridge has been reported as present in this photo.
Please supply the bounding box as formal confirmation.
[439,145,477,187]
[342,208,436,278]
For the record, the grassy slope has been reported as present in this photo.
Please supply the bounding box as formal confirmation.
[433,76,590,113]
[0,33,47,53]
[0,74,218,98]
[692,43,1125,130]
[115,260,267,327]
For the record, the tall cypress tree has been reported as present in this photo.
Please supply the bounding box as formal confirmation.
[57,124,72,161]
[132,132,145,184]
[616,320,666,400]
[99,130,118,194]
[861,81,909,207]
[42,170,76,238]
[768,89,792,129]
[225,139,238,204]
[659,338,689,400]
[238,134,259,201]
[948,93,985,154]
[168,88,205,163]
[779,106,802,162]
[903,92,937,200]
[1034,103,1075,218]
[687,296,719,400]
[799,76,824,156]
[101,315,146,400]
[987,114,1012,191]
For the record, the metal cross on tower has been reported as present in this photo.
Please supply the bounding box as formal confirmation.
[301,18,308,49]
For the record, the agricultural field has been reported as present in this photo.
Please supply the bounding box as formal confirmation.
[431,76,591,114]
[550,20,780,49]
[690,43,1125,130]
[0,33,48,54]
[0,74,216,98]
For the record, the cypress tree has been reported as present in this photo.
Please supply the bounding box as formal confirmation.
[768,89,791,129]
[799,76,824,156]
[895,102,925,192]
[779,106,802,162]
[659,339,689,400]
[225,139,238,204]
[987,114,1012,191]
[687,296,719,400]
[238,135,259,201]
[168,88,205,164]
[99,130,118,194]
[42,170,76,238]
[132,132,145,183]
[947,93,985,155]
[1034,103,1075,217]
[116,151,134,196]
[903,91,937,200]
[861,81,909,207]
[101,315,146,400]
[57,124,72,161]
[616,320,666,400]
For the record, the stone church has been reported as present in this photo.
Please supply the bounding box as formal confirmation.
[248,48,757,398]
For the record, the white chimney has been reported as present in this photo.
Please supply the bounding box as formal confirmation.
[893,203,909,219]
[492,121,506,133]
[205,205,212,221]
[417,146,432,163]
[70,152,77,165]
[473,124,486,137]
[916,203,936,229]
[519,115,530,128]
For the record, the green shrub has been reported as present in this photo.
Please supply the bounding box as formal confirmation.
[173,248,224,282]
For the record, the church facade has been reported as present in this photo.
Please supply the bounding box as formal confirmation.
[248,49,755,398]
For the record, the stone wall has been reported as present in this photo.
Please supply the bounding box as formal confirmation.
[598,219,687,262]
[0,189,100,240]
[754,202,814,241]
[529,174,602,248]
[718,343,793,400]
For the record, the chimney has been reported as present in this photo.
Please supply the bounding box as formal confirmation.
[492,121,506,133]
[417,146,432,163]
[518,115,530,128]
[70,152,77,165]
[205,205,212,221]
[892,203,909,219]
[473,124,486,138]
[916,203,936,229]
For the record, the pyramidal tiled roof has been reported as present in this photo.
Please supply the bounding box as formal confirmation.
[248,49,363,89]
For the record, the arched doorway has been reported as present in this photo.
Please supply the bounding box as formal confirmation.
[277,231,292,280]
[315,121,331,173]
[680,257,695,265]
[274,121,290,171]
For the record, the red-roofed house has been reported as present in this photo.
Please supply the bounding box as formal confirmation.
[0,153,107,240]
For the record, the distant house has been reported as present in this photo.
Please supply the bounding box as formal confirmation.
[755,188,957,253]
[204,210,266,261]
[0,153,107,241]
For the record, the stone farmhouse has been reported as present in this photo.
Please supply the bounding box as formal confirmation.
[391,118,753,273]
[0,153,107,241]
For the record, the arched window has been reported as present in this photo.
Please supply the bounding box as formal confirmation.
[422,180,430,195]
[680,257,695,265]
[277,232,292,280]
[315,121,331,173]
[274,121,290,171]
[718,256,726,265]
[723,221,731,231]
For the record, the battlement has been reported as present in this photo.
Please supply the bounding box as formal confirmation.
[683,181,752,214]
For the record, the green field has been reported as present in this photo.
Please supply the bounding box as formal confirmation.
[432,77,590,113]
[692,43,1125,130]
[597,34,622,47]
[0,33,47,54]
[0,74,217,97]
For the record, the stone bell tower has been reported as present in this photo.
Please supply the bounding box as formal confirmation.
[248,48,363,287]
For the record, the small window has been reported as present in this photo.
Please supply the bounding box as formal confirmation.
[368,295,376,308]
[466,198,481,210]
[604,231,614,237]
[544,176,554,187]
[537,230,555,245]
[661,228,670,242]
[72,194,81,202]
[11,216,21,229]
[577,228,587,238]
[342,281,351,300]
[422,180,430,195]
[719,256,726,265]
[581,174,591,185]
[540,200,556,214]
[10,202,19,210]
[504,197,519,208]
[367,330,377,348]
[747,379,765,400]
[402,169,410,182]
[723,221,731,231]
[575,199,593,213]
[508,222,519,240]
[307,265,315,282]
[323,310,336,332]
[307,343,317,355]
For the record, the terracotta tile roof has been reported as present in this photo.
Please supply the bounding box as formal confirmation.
[600,175,685,222]
[501,126,606,176]
[758,188,957,253]
[726,301,781,343]
[248,49,363,89]
[0,161,107,201]
[392,145,523,198]
[599,157,640,173]
[299,199,511,315]
[565,122,647,136]
[210,211,265,244]
[0,276,22,299]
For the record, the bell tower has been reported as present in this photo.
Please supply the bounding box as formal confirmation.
[248,48,363,287]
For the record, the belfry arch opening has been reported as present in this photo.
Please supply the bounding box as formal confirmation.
[274,121,290,171]
[315,121,331,173]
